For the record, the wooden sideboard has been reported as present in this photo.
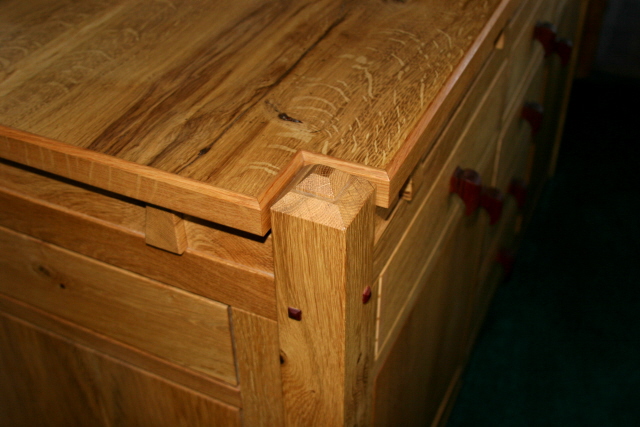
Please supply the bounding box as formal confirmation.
[0,0,587,425]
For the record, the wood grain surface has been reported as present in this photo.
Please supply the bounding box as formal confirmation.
[0,312,241,426]
[373,211,484,427]
[0,292,242,407]
[0,186,277,319]
[145,205,188,254]
[271,165,376,426]
[0,0,510,233]
[231,308,285,426]
[0,158,275,275]
[0,225,238,384]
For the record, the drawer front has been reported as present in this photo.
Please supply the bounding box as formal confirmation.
[0,160,276,320]
[374,46,506,278]
[0,226,237,385]
[374,207,485,426]
[496,58,546,191]
[506,0,559,104]
[0,313,241,427]
[375,60,507,355]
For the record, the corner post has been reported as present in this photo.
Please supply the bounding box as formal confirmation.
[271,165,376,426]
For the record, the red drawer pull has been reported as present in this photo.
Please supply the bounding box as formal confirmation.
[508,178,528,210]
[480,186,504,225]
[521,102,544,136]
[450,167,482,215]
[496,248,515,280]
[555,38,573,66]
[534,21,557,57]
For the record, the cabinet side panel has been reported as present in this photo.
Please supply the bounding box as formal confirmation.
[231,308,284,427]
[0,313,241,427]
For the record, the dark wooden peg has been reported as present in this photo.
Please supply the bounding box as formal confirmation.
[521,101,544,136]
[287,307,302,321]
[362,286,372,304]
[534,21,558,57]
[508,178,528,210]
[480,186,504,225]
[450,167,482,215]
[555,38,573,66]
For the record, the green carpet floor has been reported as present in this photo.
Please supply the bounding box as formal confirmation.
[447,74,640,426]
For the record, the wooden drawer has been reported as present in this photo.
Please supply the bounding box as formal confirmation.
[374,44,507,277]
[0,226,237,385]
[375,59,507,357]
[496,57,546,191]
[505,0,560,105]
[0,160,276,320]
[0,313,241,426]
[374,206,485,426]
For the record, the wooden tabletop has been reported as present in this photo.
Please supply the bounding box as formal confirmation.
[0,0,512,235]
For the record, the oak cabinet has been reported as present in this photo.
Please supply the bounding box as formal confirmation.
[0,0,586,425]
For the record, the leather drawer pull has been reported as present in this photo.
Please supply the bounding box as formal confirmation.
[480,186,504,225]
[555,38,573,66]
[521,102,544,136]
[534,21,558,57]
[508,178,528,210]
[450,167,482,215]
[496,248,516,280]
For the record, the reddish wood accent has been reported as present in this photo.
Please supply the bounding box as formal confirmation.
[534,21,558,56]
[521,102,545,136]
[480,187,504,225]
[496,248,516,280]
[508,179,529,210]
[287,308,302,321]
[450,168,482,215]
[362,286,372,304]
[555,38,574,66]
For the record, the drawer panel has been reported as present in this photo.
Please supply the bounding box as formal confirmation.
[0,159,274,278]
[0,226,237,385]
[374,47,506,278]
[506,0,558,105]
[504,0,544,53]
[0,313,241,426]
[376,62,507,355]
[496,58,546,191]
[374,207,485,426]
[0,163,277,320]
[473,195,520,343]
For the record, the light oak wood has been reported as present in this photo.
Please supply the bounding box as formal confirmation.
[495,55,545,190]
[473,199,520,348]
[145,205,188,254]
[0,128,266,234]
[0,158,275,274]
[184,216,273,275]
[374,45,506,277]
[0,226,237,384]
[376,62,506,355]
[231,308,284,427]
[373,212,485,426]
[0,292,242,407]
[504,0,548,106]
[0,0,517,232]
[0,312,241,427]
[271,165,376,426]
[0,187,276,319]
[529,0,585,216]
[0,158,145,233]
[0,1,588,424]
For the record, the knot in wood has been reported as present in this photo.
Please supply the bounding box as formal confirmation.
[295,165,352,201]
